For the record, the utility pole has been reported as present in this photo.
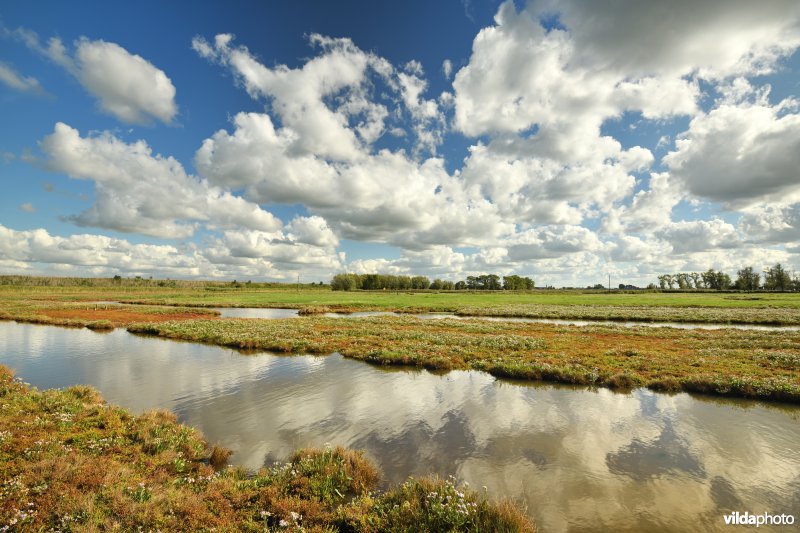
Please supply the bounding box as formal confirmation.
[608,274,611,292]
[297,273,301,293]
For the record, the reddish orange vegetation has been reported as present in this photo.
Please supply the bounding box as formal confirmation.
[37,309,216,326]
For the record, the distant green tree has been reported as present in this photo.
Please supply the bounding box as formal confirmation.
[410,276,430,289]
[483,274,502,290]
[331,273,359,291]
[701,270,716,289]
[734,266,760,291]
[503,275,519,290]
[657,274,676,289]
[701,269,732,290]
[462,274,504,290]
[503,275,535,290]
[763,263,791,291]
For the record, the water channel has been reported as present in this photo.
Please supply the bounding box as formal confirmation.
[1,320,798,531]
[214,307,800,331]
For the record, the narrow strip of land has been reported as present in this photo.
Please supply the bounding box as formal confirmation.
[128,316,800,403]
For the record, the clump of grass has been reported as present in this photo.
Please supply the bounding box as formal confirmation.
[208,444,232,469]
[0,365,534,531]
[298,305,337,315]
[648,377,683,393]
[604,372,644,390]
[336,475,535,532]
[66,384,105,405]
[85,319,114,331]
[280,446,380,504]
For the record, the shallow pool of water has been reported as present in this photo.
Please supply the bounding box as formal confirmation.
[215,307,299,319]
[1,321,798,532]
[443,315,800,331]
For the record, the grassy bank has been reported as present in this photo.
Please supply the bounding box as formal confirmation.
[128,316,800,403]
[0,365,534,531]
[451,304,800,325]
[0,301,219,329]
[4,283,800,324]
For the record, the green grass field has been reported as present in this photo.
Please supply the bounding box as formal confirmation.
[5,283,800,307]
[4,283,800,323]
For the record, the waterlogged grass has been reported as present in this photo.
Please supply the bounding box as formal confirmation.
[128,316,800,403]
[0,365,534,531]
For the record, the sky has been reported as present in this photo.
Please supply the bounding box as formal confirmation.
[1,0,800,287]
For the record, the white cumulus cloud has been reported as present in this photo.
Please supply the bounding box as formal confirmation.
[39,123,281,238]
[664,98,800,207]
[71,39,177,124]
[11,26,177,124]
[0,223,342,280]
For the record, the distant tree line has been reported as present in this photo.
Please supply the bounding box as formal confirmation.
[499,275,536,290]
[331,273,535,291]
[655,263,796,291]
[0,275,194,288]
[330,274,430,291]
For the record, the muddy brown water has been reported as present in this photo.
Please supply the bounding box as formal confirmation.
[1,321,798,532]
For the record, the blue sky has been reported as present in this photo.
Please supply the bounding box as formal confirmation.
[1,0,800,286]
